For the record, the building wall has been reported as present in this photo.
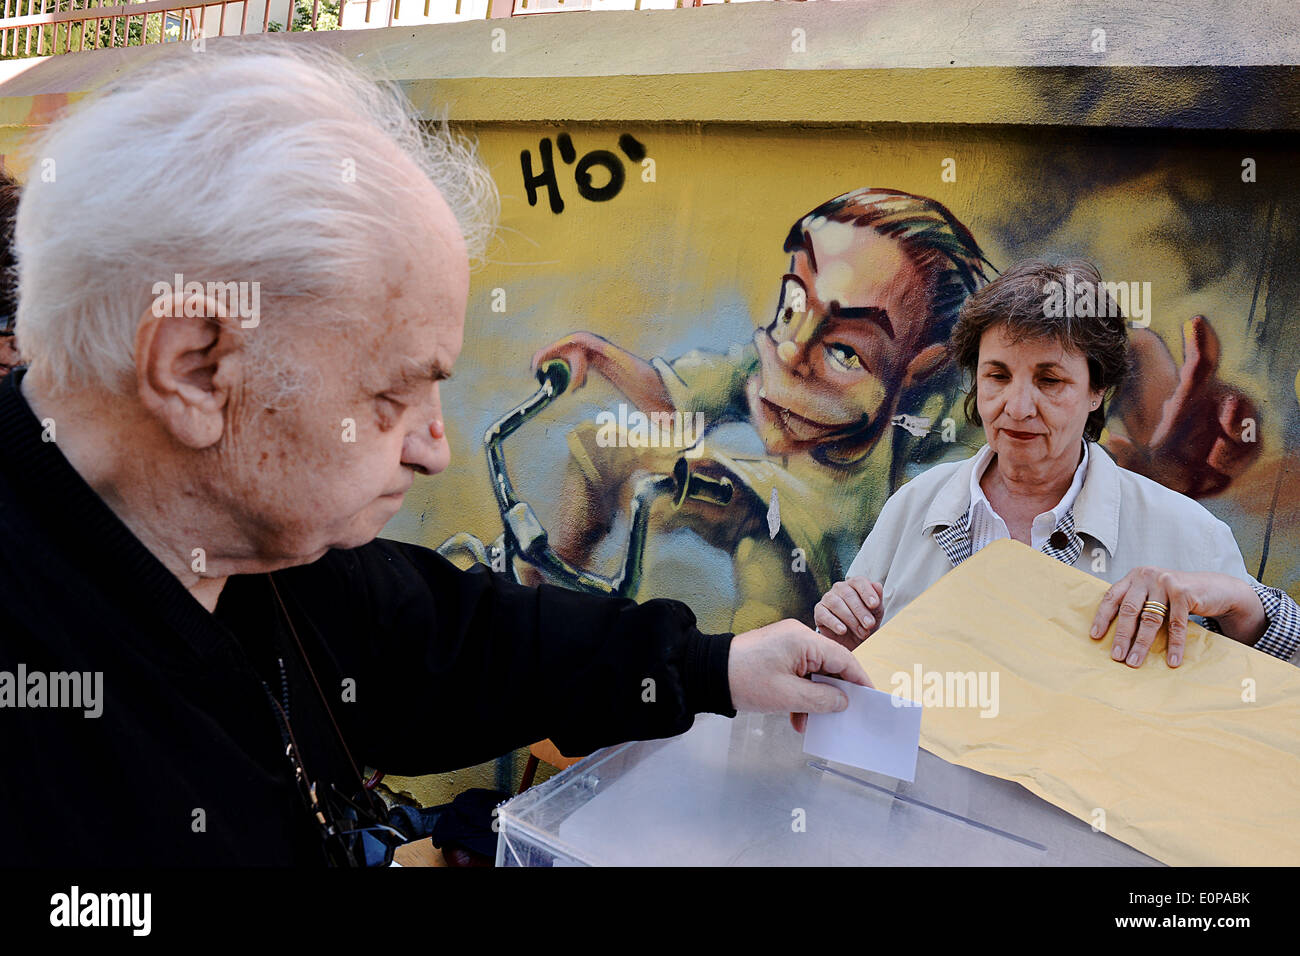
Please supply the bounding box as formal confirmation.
[420,119,1300,633]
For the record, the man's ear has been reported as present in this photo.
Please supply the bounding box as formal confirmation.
[900,342,952,393]
[134,292,242,450]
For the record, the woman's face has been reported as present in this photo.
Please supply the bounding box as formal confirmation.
[975,324,1102,474]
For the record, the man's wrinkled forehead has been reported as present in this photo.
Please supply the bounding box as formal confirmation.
[358,227,467,387]
[359,314,459,397]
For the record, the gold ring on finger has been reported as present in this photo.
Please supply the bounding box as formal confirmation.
[1141,600,1169,619]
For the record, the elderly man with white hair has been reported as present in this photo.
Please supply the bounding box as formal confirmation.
[0,43,870,866]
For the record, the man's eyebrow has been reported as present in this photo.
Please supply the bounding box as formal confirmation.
[830,302,894,339]
[394,358,453,386]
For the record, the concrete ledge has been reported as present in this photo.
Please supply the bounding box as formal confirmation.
[404,66,1300,128]
[0,0,1297,130]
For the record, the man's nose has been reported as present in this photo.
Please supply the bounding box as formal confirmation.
[402,418,450,476]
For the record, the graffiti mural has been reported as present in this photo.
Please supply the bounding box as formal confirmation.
[399,124,1300,638]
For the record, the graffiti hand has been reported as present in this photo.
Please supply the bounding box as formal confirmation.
[531,332,605,392]
[1107,316,1260,497]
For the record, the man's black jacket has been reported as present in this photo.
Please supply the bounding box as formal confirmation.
[0,367,735,865]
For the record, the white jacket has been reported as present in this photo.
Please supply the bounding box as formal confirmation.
[845,440,1299,664]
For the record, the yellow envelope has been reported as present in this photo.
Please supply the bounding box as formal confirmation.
[852,538,1300,866]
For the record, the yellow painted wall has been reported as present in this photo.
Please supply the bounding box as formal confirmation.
[407,120,1300,624]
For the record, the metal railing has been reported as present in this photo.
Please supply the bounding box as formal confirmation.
[0,0,309,57]
[0,0,727,57]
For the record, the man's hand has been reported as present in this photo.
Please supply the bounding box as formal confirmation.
[1090,566,1267,668]
[727,618,873,734]
[813,577,884,650]
[1107,317,1261,498]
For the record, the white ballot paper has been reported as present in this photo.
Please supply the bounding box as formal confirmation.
[802,675,923,782]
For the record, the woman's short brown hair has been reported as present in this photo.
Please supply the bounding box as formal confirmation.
[948,257,1132,442]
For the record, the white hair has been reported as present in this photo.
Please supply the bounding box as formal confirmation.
[13,39,499,399]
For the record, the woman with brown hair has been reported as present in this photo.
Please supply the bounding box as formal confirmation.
[816,257,1300,670]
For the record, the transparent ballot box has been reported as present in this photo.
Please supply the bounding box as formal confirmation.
[495,712,1159,866]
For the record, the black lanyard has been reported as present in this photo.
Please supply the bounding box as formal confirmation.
[261,574,405,865]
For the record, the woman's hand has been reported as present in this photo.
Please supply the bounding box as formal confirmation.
[813,576,884,651]
[1090,567,1267,667]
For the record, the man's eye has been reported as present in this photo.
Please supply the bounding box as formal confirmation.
[375,395,403,426]
[1038,378,1061,386]
[825,343,862,371]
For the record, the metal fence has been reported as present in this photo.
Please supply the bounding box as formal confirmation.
[0,0,303,57]
[0,0,727,58]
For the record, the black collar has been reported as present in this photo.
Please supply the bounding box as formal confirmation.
[0,366,248,668]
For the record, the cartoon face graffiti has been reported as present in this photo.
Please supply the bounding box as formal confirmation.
[747,222,939,455]
[745,187,993,463]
